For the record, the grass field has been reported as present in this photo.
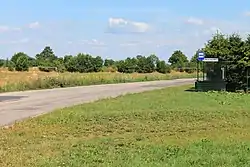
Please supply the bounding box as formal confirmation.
[1,85,250,166]
[0,67,196,92]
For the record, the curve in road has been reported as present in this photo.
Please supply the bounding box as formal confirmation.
[0,78,195,126]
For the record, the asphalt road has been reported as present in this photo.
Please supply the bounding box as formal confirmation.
[0,78,195,126]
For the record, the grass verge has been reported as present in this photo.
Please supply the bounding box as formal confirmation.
[0,71,196,93]
[2,85,250,166]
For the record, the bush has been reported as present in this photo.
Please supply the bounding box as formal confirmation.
[38,66,57,72]
[165,65,171,73]
[156,60,168,74]
[101,66,117,72]
[7,61,15,71]
[185,68,195,74]
[15,55,29,71]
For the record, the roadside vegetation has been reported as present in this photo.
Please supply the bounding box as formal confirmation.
[0,46,195,92]
[0,69,195,92]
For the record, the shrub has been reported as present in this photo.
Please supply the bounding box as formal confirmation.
[38,66,57,72]
[7,61,15,71]
[15,55,29,71]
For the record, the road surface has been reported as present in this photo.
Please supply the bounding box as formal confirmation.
[0,78,195,126]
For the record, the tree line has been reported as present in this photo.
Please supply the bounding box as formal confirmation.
[2,31,250,89]
[0,46,196,74]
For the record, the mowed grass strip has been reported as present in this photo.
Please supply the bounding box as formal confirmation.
[1,85,250,166]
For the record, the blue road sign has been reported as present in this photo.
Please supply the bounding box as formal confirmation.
[197,51,205,61]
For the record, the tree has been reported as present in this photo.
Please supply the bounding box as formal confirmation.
[28,57,37,67]
[92,56,103,72]
[203,32,248,91]
[75,53,92,73]
[6,59,15,71]
[104,59,115,67]
[10,52,30,71]
[36,46,57,66]
[64,56,78,72]
[242,34,250,66]
[11,52,28,65]
[73,53,103,73]
[156,60,170,73]
[203,32,230,59]
[115,57,136,73]
[53,58,66,72]
[148,54,159,70]
[168,50,188,70]
[64,55,73,64]
[0,59,5,67]
[15,54,29,71]
[116,60,126,73]
[190,49,203,63]
[117,57,137,73]
[226,33,245,89]
[136,55,155,73]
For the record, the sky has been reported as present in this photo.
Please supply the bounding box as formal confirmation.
[1,0,250,61]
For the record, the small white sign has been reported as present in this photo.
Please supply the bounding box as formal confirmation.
[203,58,219,62]
[198,55,204,58]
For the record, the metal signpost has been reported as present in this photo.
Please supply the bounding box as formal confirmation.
[247,66,250,93]
[197,51,205,81]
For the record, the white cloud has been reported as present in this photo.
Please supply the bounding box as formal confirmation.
[156,40,186,48]
[186,17,204,25]
[118,39,185,48]
[243,11,250,16]
[12,27,22,31]
[107,17,151,34]
[0,26,21,33]
[11,38,29,44]
[0,38,29,44]
[80,39,106,47]
[184,16,249,39]
[119,41,142,47]
[203,26,222,35]
[28,22,40,29]
[197,19,249,38]
[0,26,9,32]
[0,21,40,33]
[0,21,39,33]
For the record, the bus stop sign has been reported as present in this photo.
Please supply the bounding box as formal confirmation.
[197,51,205,61]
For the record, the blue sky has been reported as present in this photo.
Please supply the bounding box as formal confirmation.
[1,0,250,61]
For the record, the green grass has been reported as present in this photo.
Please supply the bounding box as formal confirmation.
[1,85,250,166]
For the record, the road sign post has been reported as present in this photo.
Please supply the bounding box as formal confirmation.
[197,51,205,81]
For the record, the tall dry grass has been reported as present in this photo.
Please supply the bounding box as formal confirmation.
[0,67,196,92]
